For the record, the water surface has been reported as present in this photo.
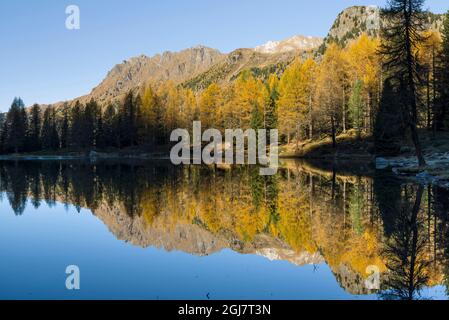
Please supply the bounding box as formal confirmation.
[0,160,448,300]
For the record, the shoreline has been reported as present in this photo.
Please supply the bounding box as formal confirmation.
[0,151,171,161]
[1,151,448,189]
[375,153,449,189]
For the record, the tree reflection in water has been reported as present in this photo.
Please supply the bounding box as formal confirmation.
[0,160,447,299]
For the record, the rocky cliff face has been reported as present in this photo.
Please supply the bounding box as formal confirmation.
[320,5,444,52]
[325,6,381,47]
[75,46,224,105]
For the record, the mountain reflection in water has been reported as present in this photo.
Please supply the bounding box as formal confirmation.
[0,160,448,300]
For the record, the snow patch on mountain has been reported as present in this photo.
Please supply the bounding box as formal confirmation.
[254,35,323,54]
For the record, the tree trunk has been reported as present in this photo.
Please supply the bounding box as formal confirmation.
[308,95,313,140]
[408,185,424,299]
[342,89,346,133]
[368,92,373,134]
[404,3,426,167]
[331,115,337,149]
[427,71,431,129]
[432,46,437,138]
[296,124,301,151]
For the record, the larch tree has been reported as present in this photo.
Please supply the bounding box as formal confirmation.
[199,83,223,129]
[315,44,347,148]
[232,72,265,129]
[300,58,318,140]
[346,33,381,134]
[158,81,181,134]
[180,88,199,132]
[278,59,304,144]
[141,84,164,145]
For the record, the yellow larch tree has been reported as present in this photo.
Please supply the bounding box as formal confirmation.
[278,57,317,145]
[140,83,163,144]
[231,72,265,129]
[199,83,223,129]
[315,43,348,148]
[345,33,381,134]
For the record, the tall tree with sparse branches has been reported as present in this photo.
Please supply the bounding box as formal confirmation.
[379,0,427,166]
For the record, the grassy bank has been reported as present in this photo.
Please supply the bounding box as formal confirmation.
[279,130,374,161]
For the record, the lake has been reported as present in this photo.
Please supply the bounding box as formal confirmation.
[0,160,448,300]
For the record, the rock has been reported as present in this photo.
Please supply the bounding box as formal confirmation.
[375,157,390,170]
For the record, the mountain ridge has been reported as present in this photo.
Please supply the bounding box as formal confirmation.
[34,5,445,109]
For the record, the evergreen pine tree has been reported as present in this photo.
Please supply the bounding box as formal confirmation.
[6,97,27,153]
[70,101,83,149]
[41,107,59,151]
[60,106,69,149]
[28,104,42,152]
[95,108,105,149]
[379,0,427,165]
[0,117,7,154]
[119,91,138,147]
[81,99,97,149]
[375,79,407,155]
[265,77,279,132]
[250,103,263,132]
[103,104,118,148]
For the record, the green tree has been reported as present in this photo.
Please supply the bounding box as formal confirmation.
[375,79,407,155]
[119,91,139,147]
[348,80,364,138]
[41,107,60,151]
[70,101,83,149]
[28,104,42,152]
[265,75,279,131]
[0,117,8,154]
[60,105,69,150]
[6,97,27,153]
[81,99,98,149]
[250,102,263,132]
[103,104,119,148]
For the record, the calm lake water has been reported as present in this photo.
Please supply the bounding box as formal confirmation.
[0,160,448,300]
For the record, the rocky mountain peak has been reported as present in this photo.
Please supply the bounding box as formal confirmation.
[85,46,225,105]
[320,5,444,51]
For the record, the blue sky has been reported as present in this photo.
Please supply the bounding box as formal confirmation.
[0,0,447,111]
